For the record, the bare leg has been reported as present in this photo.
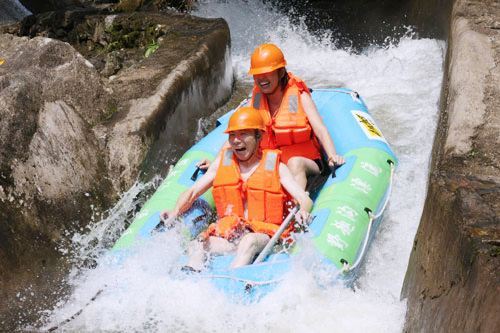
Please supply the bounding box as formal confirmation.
[231,233,270,268]
[286,156,321,189]
[207,236,237,255]
[186,236,236,270]
[186,239,206,271]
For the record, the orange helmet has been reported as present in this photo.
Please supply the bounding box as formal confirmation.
[225,107,266,133]
[248,43,287,75]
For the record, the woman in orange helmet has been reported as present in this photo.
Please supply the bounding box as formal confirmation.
[247,43,344,189]
[162,107,312,271]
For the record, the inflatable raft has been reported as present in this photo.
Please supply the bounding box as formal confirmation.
[112,88,397,299]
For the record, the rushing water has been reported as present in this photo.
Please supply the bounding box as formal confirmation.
[39,0,445,331]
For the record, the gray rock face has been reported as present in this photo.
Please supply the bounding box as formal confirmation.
[402,0,500,331]
[0,34,113,204]
[99,14,232,190]
[12,100,104,200]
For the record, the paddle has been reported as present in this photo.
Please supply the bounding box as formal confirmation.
[253,205,300,264]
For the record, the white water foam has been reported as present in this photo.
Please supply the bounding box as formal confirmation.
[41,0,445,331]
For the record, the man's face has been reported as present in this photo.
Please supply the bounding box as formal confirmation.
[228,129,259,162]
[253,69,280,94]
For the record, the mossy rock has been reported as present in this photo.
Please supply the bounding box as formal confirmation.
[116,0,144,12]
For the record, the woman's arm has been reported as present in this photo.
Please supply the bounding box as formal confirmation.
[300,92,345,166]
[279,163,313,222]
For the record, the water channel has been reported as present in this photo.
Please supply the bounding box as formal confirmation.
[35,1,445,331]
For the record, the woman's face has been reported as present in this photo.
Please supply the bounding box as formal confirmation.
[253,69,280,94]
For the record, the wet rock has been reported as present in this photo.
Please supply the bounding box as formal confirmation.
[141,0,195,12]
[3,10,232,187]
[12,100,107,200]
[101,50,123,76]
[0,10,231,330]
[8,10,232,190]
[0,34,115,329]
[19,0,84,14]
[116,0,143,12]
[402,0,500,331]
[16,0,195,15]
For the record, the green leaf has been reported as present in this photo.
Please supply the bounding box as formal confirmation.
[144,41,159,58]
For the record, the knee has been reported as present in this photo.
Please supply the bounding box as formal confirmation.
[188,239,204,253]
[238,234,259,252]
[287,157,304,175]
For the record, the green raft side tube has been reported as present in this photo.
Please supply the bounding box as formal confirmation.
[309,147,395,268]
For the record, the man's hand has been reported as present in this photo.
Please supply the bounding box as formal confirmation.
[197,159,211,170]
[160,210,177,227]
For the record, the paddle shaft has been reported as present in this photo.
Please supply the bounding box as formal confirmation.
[253,205,299,264]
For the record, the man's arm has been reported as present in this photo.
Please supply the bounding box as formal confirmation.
[162,155,220,220]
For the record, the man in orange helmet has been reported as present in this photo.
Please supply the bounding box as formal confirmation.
[161,107,312,271]
[248,43,345,189]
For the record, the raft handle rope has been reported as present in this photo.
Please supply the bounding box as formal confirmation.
[311,88,362,103]
[201,257,292,288]
[45,286,107,332]
[202,274,284,286]
[190,166,201,181]
[341,160,395,273]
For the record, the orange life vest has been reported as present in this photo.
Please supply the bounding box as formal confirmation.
[207,149,290,240]
[250,72,321,163]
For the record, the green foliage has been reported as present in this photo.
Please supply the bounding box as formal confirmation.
[103,20,162,54]
[467,148,479,159]
[144,41,159,58]
[490,245,500,257]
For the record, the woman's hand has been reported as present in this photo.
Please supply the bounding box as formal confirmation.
[327,154,345,168]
